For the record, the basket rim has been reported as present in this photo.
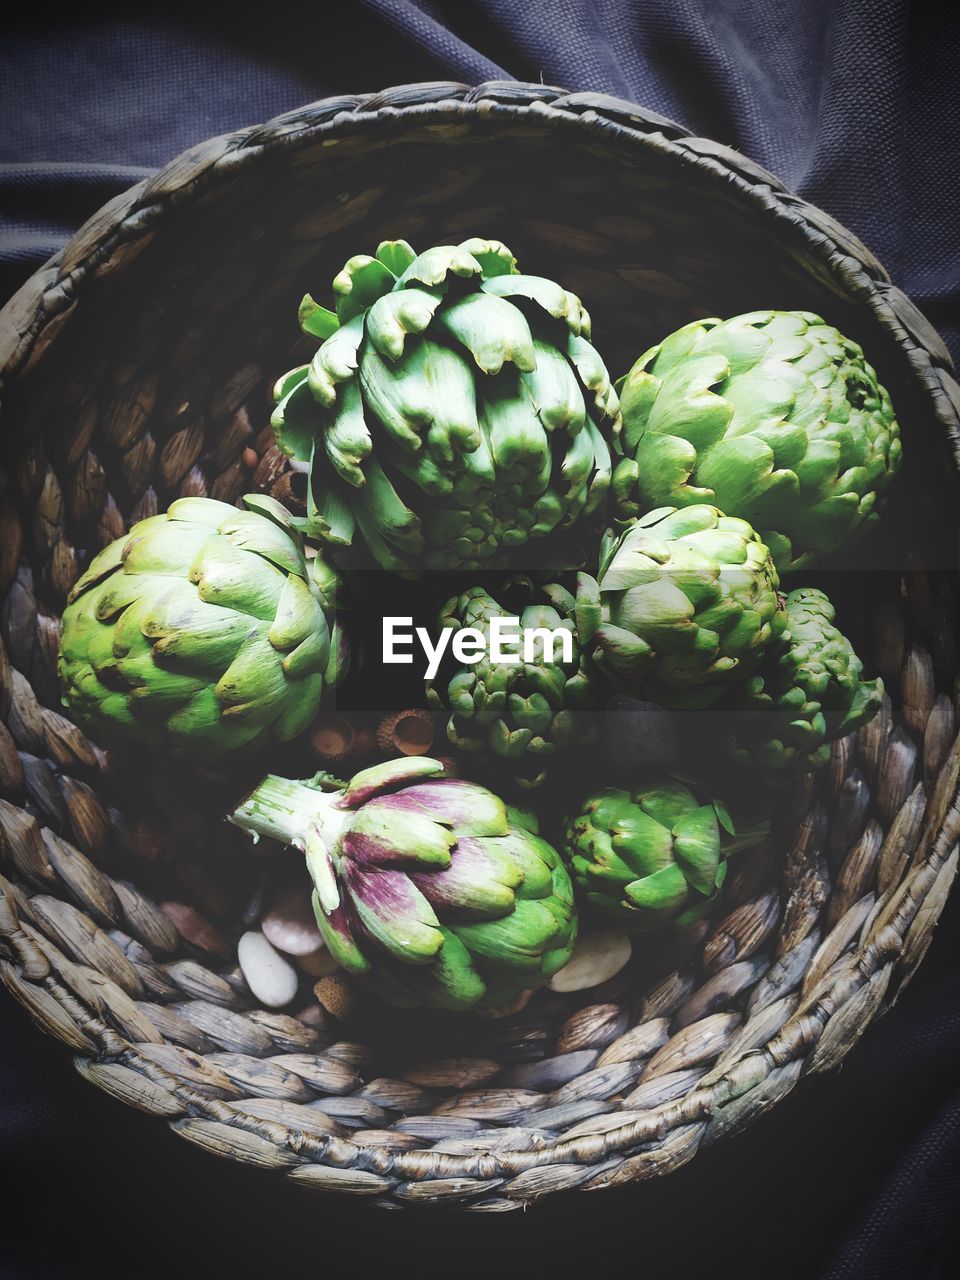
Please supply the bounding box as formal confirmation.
[1,78,959,1207]
[0,80,958,448]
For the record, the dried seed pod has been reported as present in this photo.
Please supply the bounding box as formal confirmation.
[161,902,232,959]
[308,714,357,762]
[376,708,435,757]
[313,973,354,1021]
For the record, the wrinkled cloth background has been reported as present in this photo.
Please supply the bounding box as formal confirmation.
[1,2,958,1276]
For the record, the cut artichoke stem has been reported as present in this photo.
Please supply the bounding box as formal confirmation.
[229,773,351,853]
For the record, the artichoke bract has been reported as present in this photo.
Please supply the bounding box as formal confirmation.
[577,505,783,709]
[613,310,901,571]
[426,581,600,787]
[563,778,742,931]
[229,757,577,1010]
[724,587,883,774]
[58,495,346,758]
[272,237,620,570]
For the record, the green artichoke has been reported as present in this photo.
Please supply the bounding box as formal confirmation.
[577,504,784,709]
[563,777,748,931]
[724,586,883,773]
[272,237,620,570]
[426,581,600,787]
[613,310,901,571]
[58,495,347,758]
[229,757,577,1010]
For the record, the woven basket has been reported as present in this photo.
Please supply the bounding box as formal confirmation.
[1,81,959,1211]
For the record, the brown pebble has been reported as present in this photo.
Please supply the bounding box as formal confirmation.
[160,901,232,959]
[261,886,324,956]
[242,447,258,470]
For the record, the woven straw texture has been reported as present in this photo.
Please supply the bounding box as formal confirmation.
[1,81,959,1210]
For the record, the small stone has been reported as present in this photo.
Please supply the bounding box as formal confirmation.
[314,974,354,1020]
[299,947,340,978]
[237,930,299,1008]
[549,929,632,993]
[261,886,324,956]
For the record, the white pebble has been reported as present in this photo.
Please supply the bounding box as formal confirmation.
[548,929,632,993]
[238,930,299,1008]
[261,886,324,956]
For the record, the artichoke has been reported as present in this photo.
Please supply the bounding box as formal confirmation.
[613,310,901,571]
[724,586,883,773]
[563,777,751,931]
[229,757,577,1010]
[272,237,620,570]
[577,505,784,709]
[426,581,600,787]
[58,495,347,758]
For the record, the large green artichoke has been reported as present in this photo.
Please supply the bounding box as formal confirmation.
[229,757,577,1010]
[563,777,749,931]
[58,496,346,758]
[272,237,620,571]
[613,310,901,571]
[426,581,600,787]
[724,586,883,774]
[577,505,783,709]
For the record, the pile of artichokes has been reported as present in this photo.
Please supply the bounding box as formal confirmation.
[55,236,898,1008]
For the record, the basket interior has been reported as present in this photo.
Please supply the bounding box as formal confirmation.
[1,104,958,1202]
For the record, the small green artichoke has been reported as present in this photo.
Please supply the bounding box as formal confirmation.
[613,310,901,571]
[724,586,883,773]
[426,581,600,787]
[563,777,744,931]
[229,757,577,1010]
[58,496,346,757]
[272,237,620,570]
[577,504,784,709]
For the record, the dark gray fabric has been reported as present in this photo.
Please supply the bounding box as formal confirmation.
[1,4,958,1276]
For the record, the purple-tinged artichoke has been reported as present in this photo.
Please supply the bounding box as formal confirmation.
[229,757,577,1010]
